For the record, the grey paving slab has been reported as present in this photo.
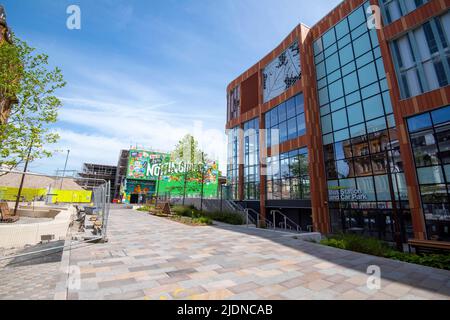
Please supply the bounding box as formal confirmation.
[0,261,61,300]
[2,209,450,300]
[64,210,450,300]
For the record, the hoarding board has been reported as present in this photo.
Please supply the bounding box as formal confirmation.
[124,150,219,200]
[127,150,167,180]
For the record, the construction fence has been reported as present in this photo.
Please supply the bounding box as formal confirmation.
[0,170,110,262]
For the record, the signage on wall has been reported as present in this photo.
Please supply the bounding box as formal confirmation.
[123,149,220,203]
[127,150,171,180]
[329,188,368,201]
[127,150,212,180]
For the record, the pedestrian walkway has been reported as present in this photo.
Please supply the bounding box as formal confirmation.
[1,209,450,300]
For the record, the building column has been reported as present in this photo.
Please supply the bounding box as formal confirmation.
[238,123,245,202]
[259,115,267,223]
[301,26,331,235]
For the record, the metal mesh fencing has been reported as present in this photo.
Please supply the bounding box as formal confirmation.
[0,169,110,262]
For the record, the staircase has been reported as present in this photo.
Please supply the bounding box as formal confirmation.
[168,198,319,238]
[169,198,248,221]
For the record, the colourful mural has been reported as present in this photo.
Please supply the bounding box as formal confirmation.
[122,150,219,203]
[127,150,167,180]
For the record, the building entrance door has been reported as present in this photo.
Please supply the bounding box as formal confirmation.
[298,209,313,231]
[130,194,139,204]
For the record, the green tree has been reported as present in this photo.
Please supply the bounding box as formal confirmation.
[0,35,66,173]
[170,134,208,201]
[171,134,206,165]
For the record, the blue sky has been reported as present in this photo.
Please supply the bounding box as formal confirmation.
[3,0,341,175]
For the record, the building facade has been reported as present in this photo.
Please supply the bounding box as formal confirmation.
[114,150,130,200]
[0,5,15,125]
[226,0,450,242]
[118,149,220,204]
[76,163,117,201]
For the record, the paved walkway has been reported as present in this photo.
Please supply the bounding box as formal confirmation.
[1,209,450,300]
[0,242,64,300]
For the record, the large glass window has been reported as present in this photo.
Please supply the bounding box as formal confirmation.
[314,1,394,148]
[380,0,428,25]
[265,94,306,147]
[314,1,411,241]
[390,12,450,99]
[226,126,240,200]
[407,105,450,241]
[266,148,309,200]
[380,0,428,24]
[227,86,240,121]
[244,118,260,200]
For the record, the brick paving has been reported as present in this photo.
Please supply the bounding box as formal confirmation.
[66,209,450,300]
[1,209,450,300]
[0,258,61,300]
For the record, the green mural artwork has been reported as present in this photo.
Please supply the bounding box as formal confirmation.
[123,150,219,203]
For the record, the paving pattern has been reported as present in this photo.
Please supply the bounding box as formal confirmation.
[0,256,62,300]
[59,209,450,300]
[1,209,449,300]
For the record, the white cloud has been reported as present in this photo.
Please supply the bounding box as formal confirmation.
[23,0,342,178]
[31,66,229,174]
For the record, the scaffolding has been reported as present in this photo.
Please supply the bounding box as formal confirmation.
[76,163,116,201]
[113,150,129,200]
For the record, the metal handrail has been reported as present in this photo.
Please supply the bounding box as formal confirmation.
[270,209,302,233]
[243,208,257,226]
[244,208,273,229]
[225,200,236,211]
[227,200,245,212]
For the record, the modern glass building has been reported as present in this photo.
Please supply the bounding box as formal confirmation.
[226,0,450,242]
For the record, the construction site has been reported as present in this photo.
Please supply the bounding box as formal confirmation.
[76,163,117,201]
[0,171,92,204]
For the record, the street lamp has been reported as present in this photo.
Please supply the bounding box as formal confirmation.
[60,149,70,190]
[200,152,205,213]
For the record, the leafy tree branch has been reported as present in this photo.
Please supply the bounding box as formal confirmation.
[0,34,66,175]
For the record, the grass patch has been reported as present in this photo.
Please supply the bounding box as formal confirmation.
[168,215,212,226]
[171,205,195,217]
[202,211,244,225]
[147,205,212,226]
[163,205,245,226]
[320,233,450,271]
[320,233,390,257]
[193,216,213,225]
[384,251,450,270]
[136,205,154,212]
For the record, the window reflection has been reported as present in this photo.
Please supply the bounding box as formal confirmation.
[266,148,309,200]
[265,94,306,147]
[408,105,450,241]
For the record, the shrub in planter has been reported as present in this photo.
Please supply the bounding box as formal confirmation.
[320,233,450,270]
[172,205,192,217]
[203,211,245,225]
[137,205,153,212]
[384,251,450,270]
[194,216,213,225]
[320,233,391,256]
[320,238,346,250]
